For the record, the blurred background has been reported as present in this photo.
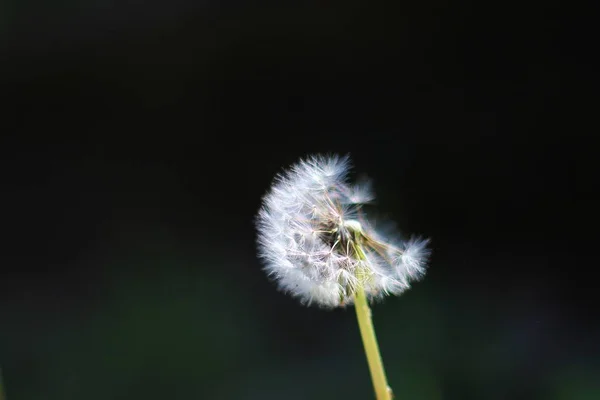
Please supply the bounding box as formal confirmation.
[0,1,596,399]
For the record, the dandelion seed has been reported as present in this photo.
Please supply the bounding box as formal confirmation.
[255,154,430,308]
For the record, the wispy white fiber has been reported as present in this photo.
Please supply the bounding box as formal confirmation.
[256,154,430,308]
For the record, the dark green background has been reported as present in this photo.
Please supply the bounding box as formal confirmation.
[1,1,596,399]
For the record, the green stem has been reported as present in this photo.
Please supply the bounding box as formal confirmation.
[354,288,393,400]
[0,367,5,400]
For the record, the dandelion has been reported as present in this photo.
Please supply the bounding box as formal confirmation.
[255,154,430,399]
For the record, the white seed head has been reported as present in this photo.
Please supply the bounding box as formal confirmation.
[256,154,430,308]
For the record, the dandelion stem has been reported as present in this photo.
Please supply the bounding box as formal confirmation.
[0,367,6,400]
[354,288,392,400]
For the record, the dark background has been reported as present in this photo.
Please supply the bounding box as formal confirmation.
[0,1,596,399]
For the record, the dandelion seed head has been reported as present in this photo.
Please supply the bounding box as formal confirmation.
[256,154,430,308]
